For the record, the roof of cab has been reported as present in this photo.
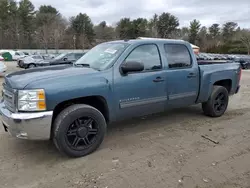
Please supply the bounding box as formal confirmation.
[107,37,189,45]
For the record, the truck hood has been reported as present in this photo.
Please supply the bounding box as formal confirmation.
[5,65,98,89]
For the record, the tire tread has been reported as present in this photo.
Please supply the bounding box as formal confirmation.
[53,104,106,157]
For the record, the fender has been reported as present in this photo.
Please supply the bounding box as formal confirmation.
[24,70,115,117]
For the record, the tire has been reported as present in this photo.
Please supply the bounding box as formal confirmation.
[202,86,229,117]
[53,104,107,158]
[28,64,36,68]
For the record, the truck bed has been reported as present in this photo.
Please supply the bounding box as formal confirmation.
[197,60,232,65]
[197,62,241,103]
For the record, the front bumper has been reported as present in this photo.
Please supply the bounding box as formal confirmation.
[0,102,53,140]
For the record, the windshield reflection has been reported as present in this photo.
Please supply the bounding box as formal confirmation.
[75,42,129,70]
[54,53,66,60]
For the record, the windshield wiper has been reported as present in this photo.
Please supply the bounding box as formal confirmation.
[74,63,100,71]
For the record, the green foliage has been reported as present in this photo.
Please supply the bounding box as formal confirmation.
[0,1,249,53]
[189,19,201,44]
[70,13,95,48]
[131,18,148,38]
[0,0,9,29]
[209,24,220,38]
[36,5,59,26]
[116,18,134,39]
[94,21,115,42]
[222,22,238,42]
[157,12,179,38]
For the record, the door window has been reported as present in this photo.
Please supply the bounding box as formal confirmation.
[164,44,192,68]
[33,55,42,59]
[125,44,162,71]
[66,53,76,60]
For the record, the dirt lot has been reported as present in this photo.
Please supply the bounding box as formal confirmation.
[1,62,250,188]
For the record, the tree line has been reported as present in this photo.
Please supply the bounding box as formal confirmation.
[1,0,250,54]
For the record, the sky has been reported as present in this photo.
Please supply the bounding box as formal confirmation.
[25,0,250,28]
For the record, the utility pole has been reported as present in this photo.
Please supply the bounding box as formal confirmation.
[73,35,76,49]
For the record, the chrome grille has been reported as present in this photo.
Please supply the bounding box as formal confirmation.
[2,84,15,112]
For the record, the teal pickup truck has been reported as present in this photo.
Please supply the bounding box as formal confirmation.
[0,38,241,157]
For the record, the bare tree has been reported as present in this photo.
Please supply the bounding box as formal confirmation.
[36,24,52,53]
[239,29,250,54]
[51,18,67,50]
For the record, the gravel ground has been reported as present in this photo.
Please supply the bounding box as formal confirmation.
[1,62,250,188]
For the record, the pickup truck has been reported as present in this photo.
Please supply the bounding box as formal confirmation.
[0,38,241,158]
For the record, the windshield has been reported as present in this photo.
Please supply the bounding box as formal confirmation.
[75,42,129,70]
[54,53,66,60]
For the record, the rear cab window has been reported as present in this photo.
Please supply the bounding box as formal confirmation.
[164,44,192,69]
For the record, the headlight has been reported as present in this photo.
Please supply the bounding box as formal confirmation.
[18,89,46,111]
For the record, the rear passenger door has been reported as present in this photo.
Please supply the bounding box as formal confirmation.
[164,44,199,108]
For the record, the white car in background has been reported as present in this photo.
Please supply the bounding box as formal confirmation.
[0,55,4,61]
[0,61,7,76]
[17,54,54,68]
[11,51,27,61]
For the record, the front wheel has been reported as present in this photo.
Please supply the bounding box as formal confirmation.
[202,86,229,117]
[53,104,107,157]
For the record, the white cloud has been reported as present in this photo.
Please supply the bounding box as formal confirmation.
[27,0,250,27]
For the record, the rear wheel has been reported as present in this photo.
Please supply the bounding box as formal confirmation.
[53,104,107,157]
[202,86,229,117]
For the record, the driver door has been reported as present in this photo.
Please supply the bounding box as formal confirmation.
[113,44,167,120]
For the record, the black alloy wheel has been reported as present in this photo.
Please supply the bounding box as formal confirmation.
[213,92,227,113]
[66,117,99,150]
[202,86,229,117]
[53,104,107,157]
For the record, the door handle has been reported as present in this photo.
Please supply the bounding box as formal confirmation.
[153,77,165,82]
[187,73,196,78]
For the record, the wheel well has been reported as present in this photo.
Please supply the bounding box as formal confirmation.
[28,63,36,67]
[214,79,232,93]
[52,96,110,125]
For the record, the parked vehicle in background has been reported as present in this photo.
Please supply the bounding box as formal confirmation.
[11,51,27,60]
[24,52,86,68]
[0,55,4,61]
[18,54,55,69]
[0,38,241,158]
[49,52,86,66]
[0,61,7,76]
[43,54,56,59]
[195,53,250,69]
[199,53,214,60]
[18,55,44,68]
[1,50,27,61]
[234,57,250,69]
[23,52,30,56]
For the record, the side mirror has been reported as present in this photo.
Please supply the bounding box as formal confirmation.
[121,61,144,74]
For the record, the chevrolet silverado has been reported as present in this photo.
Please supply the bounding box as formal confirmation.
[0,38,241,157]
